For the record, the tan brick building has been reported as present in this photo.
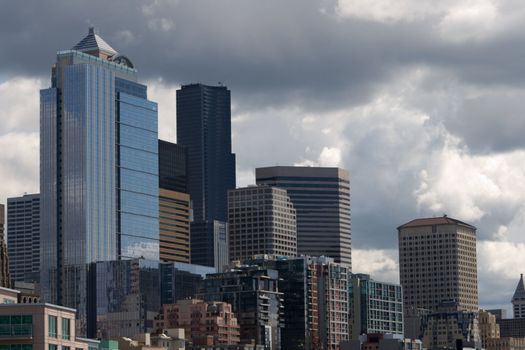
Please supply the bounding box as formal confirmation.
[159,189,191,263]
[398,216,478,313]
[155,299,240,347]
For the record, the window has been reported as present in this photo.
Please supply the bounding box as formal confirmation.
[48,315,57,338]
[62,318,70,340]
[48,345,57,350]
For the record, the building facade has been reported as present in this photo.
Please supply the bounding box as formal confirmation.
[0,205,10,288]
[159,262,216,305]
[479,310,500,348]
[315,257,350,350]
[0,286,98,350]
[500,319,525,338]
[255,166,351,268]
[159,140,188,194]
[420,301,481,350]
[397,216,478,314]
[349,274,404,339]
[155,299,240,347]
[176,83,236,269]
[40,28,159,312]
[246,255,320,350]
[486,337,525,350]
[228,186,297,262]
[198,265,283,350]
[512,274,525,319]
[159,189,192,263]
[6,194,40,283]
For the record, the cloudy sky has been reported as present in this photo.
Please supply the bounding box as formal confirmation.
[2,0,525,311]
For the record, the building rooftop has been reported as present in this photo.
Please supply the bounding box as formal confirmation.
[397,216,476,231]
[72,27,118,56]
[512,274,525,302]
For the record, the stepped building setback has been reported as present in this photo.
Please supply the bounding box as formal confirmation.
[256,166,352,268]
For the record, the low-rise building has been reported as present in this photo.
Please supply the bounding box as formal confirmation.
[479,310,500,348]
[421,300,481,350]
[486,337,525,350]
[0,286,99,349]
[155,299,239,347]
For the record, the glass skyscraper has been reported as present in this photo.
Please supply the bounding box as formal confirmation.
[176,84,236,269]
[40,28,159,315]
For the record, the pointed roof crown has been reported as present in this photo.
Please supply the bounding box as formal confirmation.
[512,274,525,302]
[72,27,118,58]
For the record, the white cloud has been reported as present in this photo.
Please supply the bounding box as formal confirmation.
[0,132,39,205]
[0,77,44,134]
[353,248,399,283]
[146,79,179,142]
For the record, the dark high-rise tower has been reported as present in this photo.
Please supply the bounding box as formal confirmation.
[177,84,236,269]
[159,140,187,193]
[256,166,352,268]
[7,194,40,283]
[40,28,159,310]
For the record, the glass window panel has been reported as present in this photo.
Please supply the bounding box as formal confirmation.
[120,147,158,174]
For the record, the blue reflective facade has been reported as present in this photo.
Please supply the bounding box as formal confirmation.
[40,37,159,330]
[117,93,159,260]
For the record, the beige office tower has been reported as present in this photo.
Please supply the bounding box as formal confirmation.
[159,189,191,263]
[398,216,478,314]
[228,186,297,262]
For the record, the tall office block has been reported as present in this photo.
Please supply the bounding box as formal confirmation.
[159,189,191,263]
[398,216,478,315]
[256,166,351,268]
[40,28,159,314]
[0,205,10,288]
[176,84,236,269]
[512,274,525,318]
[228,186,297,262]
[6,194,40,283]
[349,273,403,339]
[159,140,187,193]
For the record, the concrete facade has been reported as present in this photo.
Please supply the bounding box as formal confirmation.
[6,194,40,283]
[398,216,478,314]
[155,299,240,347]
[228,186,297,262]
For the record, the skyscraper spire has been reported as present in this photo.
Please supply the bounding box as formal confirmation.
[512,273,525,318]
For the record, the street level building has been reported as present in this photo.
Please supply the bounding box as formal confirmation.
[420,300,481,350]
[228,186,297,262]
[512,274,525,319]
[349,274,404,339]
[155,299,240,347]
[486,337,525,350]
[398,216,478,314]
[0,286,98,349]
[40,27,160,316]
[177,83,236,270]
[6,194,40,283]
[255,166,351,268]
[479,310,500,348]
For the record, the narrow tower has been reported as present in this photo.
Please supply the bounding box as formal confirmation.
[512,274,525,319]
